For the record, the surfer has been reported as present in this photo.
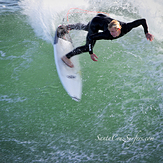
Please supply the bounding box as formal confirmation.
[61,14,154,68]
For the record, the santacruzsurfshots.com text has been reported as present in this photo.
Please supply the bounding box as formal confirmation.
[96,130,154,148]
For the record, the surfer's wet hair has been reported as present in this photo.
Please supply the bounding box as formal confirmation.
[108,20,122,30]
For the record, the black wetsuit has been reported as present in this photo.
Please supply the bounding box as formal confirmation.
[66,14,148,59]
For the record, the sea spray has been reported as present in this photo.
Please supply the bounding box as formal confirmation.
[130,0,163,41]
[19,0,88,43]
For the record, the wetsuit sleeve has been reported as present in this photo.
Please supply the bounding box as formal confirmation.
[88,42,93,54]
[125,19,149,34]
[88,38,93,54]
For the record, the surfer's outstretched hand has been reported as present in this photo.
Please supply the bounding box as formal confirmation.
[146,33,154,42]
[90,53,98,61]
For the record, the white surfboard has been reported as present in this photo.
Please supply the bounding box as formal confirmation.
[53,25,82,101]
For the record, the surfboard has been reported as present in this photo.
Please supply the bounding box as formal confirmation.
[53,25,82,101]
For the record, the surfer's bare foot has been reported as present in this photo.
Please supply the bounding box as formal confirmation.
[61,56,74,68]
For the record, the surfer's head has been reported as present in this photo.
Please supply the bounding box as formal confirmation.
[108,20,121,37]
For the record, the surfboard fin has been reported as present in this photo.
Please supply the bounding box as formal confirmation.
[72,96,80,102]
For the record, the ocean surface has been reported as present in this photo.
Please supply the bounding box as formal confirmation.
[0,0,163,162]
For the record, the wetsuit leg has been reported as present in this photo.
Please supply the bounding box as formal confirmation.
[66,21,98,59]
[66,32,96,59]
[67,23,89,31]
[66,45,89,59]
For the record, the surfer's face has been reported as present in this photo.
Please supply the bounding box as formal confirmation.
[109,27,121,37]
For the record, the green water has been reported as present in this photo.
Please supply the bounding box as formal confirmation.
[1,0,163,162]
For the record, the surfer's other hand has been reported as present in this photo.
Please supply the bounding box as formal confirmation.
[90,53,98,61]
[146,33,154,42]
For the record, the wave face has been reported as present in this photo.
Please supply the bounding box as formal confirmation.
[0,0,163,162]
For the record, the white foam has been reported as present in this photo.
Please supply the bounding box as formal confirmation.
[130,0,163,41]
[0,51,6,57]
[19,0,88,43]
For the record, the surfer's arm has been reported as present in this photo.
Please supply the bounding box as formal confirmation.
[125,19,148,34]
[88,40,98,61]
[125,19,154,41]
[88,40,93,54]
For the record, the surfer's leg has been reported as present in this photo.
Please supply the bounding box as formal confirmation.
[65,25,97,59]
[65,39,96,59]
[61,39,91,68]
[61,21,97,67]
[62,44,90,67]
[67,22,90,31]
[61,37,96,68]
[66,45,89,59]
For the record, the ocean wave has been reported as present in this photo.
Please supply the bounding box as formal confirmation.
[0,0,20,14]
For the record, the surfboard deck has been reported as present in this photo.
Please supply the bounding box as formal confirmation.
[53,25,82,101]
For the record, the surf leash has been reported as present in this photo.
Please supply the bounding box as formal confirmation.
[66,8,109,22]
